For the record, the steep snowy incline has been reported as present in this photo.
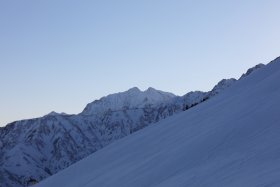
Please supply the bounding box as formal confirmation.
[37,58,280,187]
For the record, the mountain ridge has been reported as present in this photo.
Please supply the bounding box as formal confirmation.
[36,57,280,187]
[0,59,269,186]
[81,86,176,116]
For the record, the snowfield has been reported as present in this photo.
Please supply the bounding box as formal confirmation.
[36,57,280,187]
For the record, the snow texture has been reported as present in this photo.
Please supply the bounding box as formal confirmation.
[36,57,280,187]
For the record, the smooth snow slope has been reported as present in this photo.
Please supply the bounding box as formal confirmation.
[37,58,280,187]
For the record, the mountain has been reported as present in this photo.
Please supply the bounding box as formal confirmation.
[0,61,263,187]
[82,87,176,115]
[240,63,265,79]
[36,57,280,187]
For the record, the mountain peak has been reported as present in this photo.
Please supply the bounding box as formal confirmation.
[46,111,60,116]
[209,78,236,97]
[45,111,67,116]
[146,87,156,92]
[240,63,265,79]
[127,87,141,93]
[81,87,176,115]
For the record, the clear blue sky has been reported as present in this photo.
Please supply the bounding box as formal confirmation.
[1,0,279,126]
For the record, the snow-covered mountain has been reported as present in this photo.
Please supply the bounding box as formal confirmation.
[82,87,176,115]
[240,63,265,79]
[0,61,264,187]
[36,57,280,187]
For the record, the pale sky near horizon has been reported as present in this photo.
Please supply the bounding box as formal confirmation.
[1,0,280,126]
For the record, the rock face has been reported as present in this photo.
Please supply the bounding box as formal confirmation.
[1,63,266,186]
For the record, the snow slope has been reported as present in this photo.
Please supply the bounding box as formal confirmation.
[36,57,280,187]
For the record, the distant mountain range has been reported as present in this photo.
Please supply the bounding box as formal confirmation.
[0,62,265,186]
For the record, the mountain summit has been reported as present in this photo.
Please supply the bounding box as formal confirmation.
[81,87,175,115]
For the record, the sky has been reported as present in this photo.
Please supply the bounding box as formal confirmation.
[1,0,280,126]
